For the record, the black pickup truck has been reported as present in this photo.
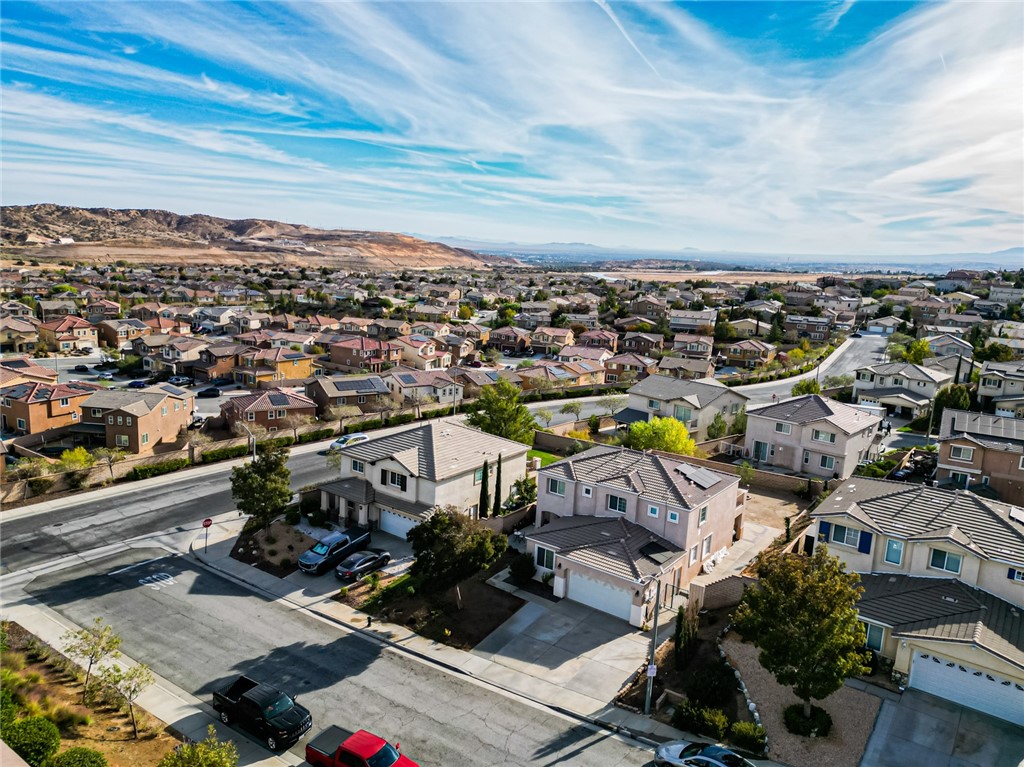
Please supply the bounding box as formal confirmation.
[211,675,312,751]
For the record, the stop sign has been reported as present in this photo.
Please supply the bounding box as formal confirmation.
[202,518,213,528]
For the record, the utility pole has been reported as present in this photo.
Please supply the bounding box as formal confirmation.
[644,577,662,716]
[239,423,257,460]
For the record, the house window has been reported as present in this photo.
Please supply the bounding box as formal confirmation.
[929,549,962,574]
[812,429,836,444]
[673,405,692,421]
[950,445,974,461]
[59,398,69,408]
[535,546,555,570]
[117,416,123,425]
[388,471,408,491]
[702,534,713,557]
[547,478,566,496]
[474,467,484,484]
[108,416,114,424]
[668,511,679,524]
[116,435,129,447]
[357,395,366,404]
[689,545,698,565]
[268,410,275,419]
[141,433,149,445]
[775,422,792,434]
[126,417,132,426]
[698,506,707,526]
[247,412,255,421]
[71,412,78,421]
[884,539,904,566]
[1010,569,1024,583]
[90,408,102,417]
[949,471,970,486]
[16,418,26,431]
[161,406,168,416]
[648,399,661,410]
[352,459,364,474]
[832,524,860,548]
[863,622,884,652]
[820,455,836,471]
[648,505,659,518]
[607,495,627,513]
[582,486,592,497]
[174,402,180,411]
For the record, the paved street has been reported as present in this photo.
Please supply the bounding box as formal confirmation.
[15,546,652,767]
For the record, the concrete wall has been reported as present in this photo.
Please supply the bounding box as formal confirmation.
[689,575,757,612]
[479,503,534,534]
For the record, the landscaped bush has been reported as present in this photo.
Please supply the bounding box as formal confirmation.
[27,477,56,496]
[259,435,295,450]
[308,507,328,528]
[201,444,250,463]
[126,458,190,481]
[421,407,452,418]
[296,428,334,444]
[672,700,729,740]
[673,608,699,669]
[783,703,833,737]
[509,552,537,585]
[347,420,381,433]
[52,746,108,767]
[729,721,767,754]
[284,507,301,525]
[686,659,736,708]
[387,413,417,427]
[5,715,62,766]
[300,495,320,516]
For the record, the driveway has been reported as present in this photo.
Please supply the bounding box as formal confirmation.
[860,689,1024,767]
[472,587,651,715]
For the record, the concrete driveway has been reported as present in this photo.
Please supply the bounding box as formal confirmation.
[860,690,1024,767]
[472,588,651,715]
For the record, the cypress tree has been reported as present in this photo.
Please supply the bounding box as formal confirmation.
[478,459,490,519]
[492,454,503,518]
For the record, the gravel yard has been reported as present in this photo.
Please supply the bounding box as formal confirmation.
[723,634,880,767]
[741,489,810,529]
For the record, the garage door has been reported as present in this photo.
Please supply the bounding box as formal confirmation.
[910,651,1024,725]
[378,509,418,540]
[567,573,632,622]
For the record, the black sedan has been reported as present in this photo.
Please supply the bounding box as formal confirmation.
[335,550,391,581]
[197,387,222,398]
[73,364,89,373]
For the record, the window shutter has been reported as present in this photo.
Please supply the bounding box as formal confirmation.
[380,468,387,484]
[818,521,831,543]
[1010,568,1018,580]
[857,531,873,555]
[399,475,407,492]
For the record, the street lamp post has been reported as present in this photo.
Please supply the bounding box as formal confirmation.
[643,576,663,716]
[238,423,257,460]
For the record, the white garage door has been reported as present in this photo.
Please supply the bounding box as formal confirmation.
[379,509,418,540]
[567,573,632,622]
[910,651,1024,725]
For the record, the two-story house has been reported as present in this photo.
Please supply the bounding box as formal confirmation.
[724,339,776,370]
[0,357,58,387]
[36,299,79,322]
[668,308,717,333]
[615,374,748,441]
[328,337,402,374]
[604,353,657,383]
[191,344,246,383]
[80,386,194,454]
[220,388,318,433]
[382,366,463,407]
[392,334,452,371]
[656,356,715,380]
[784,314,834,342]
[853,362,953,418]
[923,333,974,359]
[528,445,744,626]
[744,394,881,479]
[489,325,533,354]
[578,328,619,352]
[977,361,1024,417]
[809,479,1024,725]
[95,318,151,351]
[530,327,575,355]
[233,347,316,386]
[671,334,714,360]
[1,381,102,434]
[516,360,605,390]
[38,315,98,352]
[144,336,210,376]
[934,409,1024,500]
[315,422,528,538]
[556,345,613,365]
[0,316,40,354]
[621,331,664,356]
[304,374,391,417]
[628,295,669,321]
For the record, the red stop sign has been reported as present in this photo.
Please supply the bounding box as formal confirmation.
[202,518,213,528]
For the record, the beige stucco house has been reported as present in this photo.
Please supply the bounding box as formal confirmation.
[614,374,749,441]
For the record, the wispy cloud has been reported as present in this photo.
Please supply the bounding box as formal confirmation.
[819,0,857,33]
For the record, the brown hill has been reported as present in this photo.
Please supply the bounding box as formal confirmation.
[0,204,503,269]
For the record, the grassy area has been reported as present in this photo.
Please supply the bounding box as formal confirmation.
[528,449,560,467]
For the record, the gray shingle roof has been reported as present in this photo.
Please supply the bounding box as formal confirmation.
[940,409,1024,443]
[749,394,881,434]
[858,574,1024,671]
[316,375,390,397]
[628,374,747,408]
[341,422,528,482]
[543,445,736,510]
[527,515,685,581]
[813,477,1024,566]
[859,362,952,383]
[81,390,170,415]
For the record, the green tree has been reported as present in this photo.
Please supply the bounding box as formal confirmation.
[92,447,127,480]
[737,461,755,487]
[457,305,473,320]
[707,411,728,440]
[559,401,582,420]
[903,338,934,364]
[230,444,292,531]
[52,747,108,767]
[5,716,61,767]
[466,379,536,444]
[597,394,626,416]
[791,378,822,397]
[733,548,870,721]
[932,384,971,426]
[62,618,121,703]
[58,446,96,473]
[99,663,154,738]
[975,342,1014,363]
[478,459,490,519]
[730,407,748,435]
[492,455,503,517]
[157,725,239,767]
[408,507,507,592]
[628,416,697,455]
[534,407,555,428]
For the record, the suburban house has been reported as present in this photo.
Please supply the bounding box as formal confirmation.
[604,353,657,383]
[220,388,317,433]
[728,318,770,338]
[672,334,714,360]
[723,339,776,369]
[95,318,151,351]
[530,327,575,355]
[866,316,903,335]
[1,381,103,434]
[0,316,40,354]
[232,347,316,386]
[578,328,619,352]
[744,394,882,479]
[668,308,717,333]
[556,345,613,365]
[0,357,58,387]
[38,315,98,352]
[368,319,413,339]
[328,337,402,374]
[191,344,246,383]
[935,409,1024,500]
[853,362,953,418]
[516,360,605,390]
[614,374,748,441]
[37,299,79,322]
[392,334,452,371]
[628,295,669,320]
[315,422,528,538]
[79,385,194,454]
[489,325,533,354]
[923,335,974,359]
[0,300,36,318]
[528,445,744,627]
[621,332,664,356]
[304,374,391,417]
[809,478,1024,725]
[144,336,209,375]
[382,367,463,407]
[656,356,715,380]
[784,314,834,342]
[977,361,1024,417]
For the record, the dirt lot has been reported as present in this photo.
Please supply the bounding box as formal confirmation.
[230,519,314,578]
[742,488,810,529]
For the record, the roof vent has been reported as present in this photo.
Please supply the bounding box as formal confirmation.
[941,596,958,604]
[600,531,611,537]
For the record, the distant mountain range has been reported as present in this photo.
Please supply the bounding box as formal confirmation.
[428,235,1024,273]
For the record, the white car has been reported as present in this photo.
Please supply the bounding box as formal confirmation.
[96,373,114,381]
[654,741,756,767]
[326,433,370,453]
[168,376,191,386]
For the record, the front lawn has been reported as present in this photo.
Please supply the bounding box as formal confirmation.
[527,449,560,467]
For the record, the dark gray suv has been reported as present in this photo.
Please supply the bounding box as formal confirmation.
[297,528,371,575]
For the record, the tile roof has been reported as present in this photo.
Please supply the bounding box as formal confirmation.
[543,445,737,510]
[1,380,103,402]
[314,375,390,397]
[749,394,881,434]
[941,409,1024,443]
[81,390,172,415]
[858,362,953,383]
[528,515,685,581]
[340,422,527,482]
[628,374,746,408]
[858,574,1024,671]
[813,476,1024,566]
[225,388,316,413]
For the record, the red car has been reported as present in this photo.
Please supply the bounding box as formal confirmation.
[306,726,417,767]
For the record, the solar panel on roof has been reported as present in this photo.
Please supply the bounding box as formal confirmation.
[640,542,675,565]
[675,463,721,489]
[268,393,290,406]
[398,374,418,384]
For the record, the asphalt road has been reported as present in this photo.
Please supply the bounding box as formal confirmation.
[22,547,651,767]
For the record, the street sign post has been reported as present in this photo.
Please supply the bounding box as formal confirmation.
[203,518,212,553]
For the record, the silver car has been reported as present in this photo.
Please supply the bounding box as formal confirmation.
[654,741,756,767]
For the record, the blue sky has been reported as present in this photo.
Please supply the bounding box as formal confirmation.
[1,1,1021,256]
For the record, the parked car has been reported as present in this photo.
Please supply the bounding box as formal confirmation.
[212,675,312,751]
[96,372,114,380]
[211,377,233,386]
[851,331,863,338]
[305,725,417,767]
[197,387,222,398]
[335,550,391,581]
[73,364,89,373]
[127,380,148,389]
[298,528,371,575]
[168,375,191,386]
[187,415,207,430]
[326,433,369,453]
[654,742,756,767]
